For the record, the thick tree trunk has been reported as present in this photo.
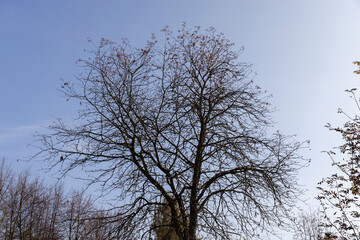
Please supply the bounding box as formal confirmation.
[188,121,206,240]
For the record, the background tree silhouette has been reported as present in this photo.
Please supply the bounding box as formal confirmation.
[0,160,127,240]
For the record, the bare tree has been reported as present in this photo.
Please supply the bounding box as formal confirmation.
[0,168,63,240]
[37,24,307,240]
[62,190,120,240]
[290,209,329,240]
[0,160,126,240]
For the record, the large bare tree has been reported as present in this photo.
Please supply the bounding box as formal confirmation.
[38,25,306,240]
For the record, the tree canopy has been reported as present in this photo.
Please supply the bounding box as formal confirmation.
[38,25,307,240]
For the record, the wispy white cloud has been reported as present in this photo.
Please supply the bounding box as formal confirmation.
[0,125,41,142]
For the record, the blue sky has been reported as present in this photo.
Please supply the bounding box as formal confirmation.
[1,0,360,236]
